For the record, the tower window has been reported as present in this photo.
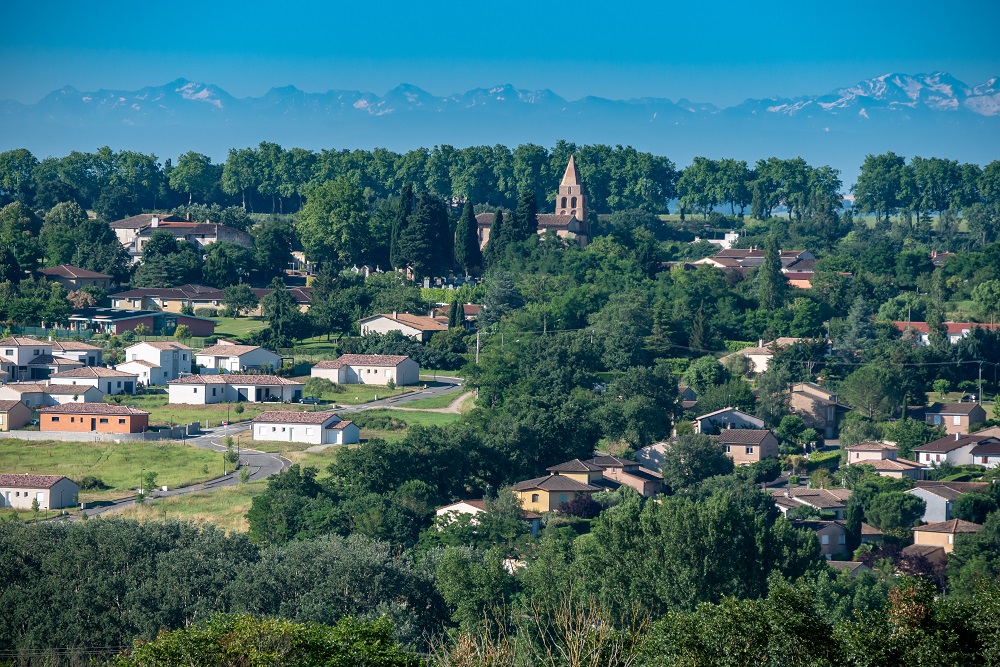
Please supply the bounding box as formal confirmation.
[560,197,567,208]
[571,196,577,208]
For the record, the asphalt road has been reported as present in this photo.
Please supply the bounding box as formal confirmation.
[79,377,464,517]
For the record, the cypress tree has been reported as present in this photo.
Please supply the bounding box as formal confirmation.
[484,209,506,267]
[390,183,413,269]
[454,201,483,275]
[448,297,462,328]
[690,301,707,350]
[512,189,538,241]
[756,235,786,311]
[399,192,448,279]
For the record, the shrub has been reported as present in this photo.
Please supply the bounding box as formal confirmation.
[349,411,407,431]
[78,476,109,491]
[557,496,602,518]
[194,307,219,317]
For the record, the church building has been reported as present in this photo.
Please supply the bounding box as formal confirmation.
[476,156,592,248]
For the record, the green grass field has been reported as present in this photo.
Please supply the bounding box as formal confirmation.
[299,381,422,406]
[390,391,463,409]
[0,438,221,501]
[355,408,462,442]
[114,393,322,427]
[104,482,267,532]
[210,316,269,340]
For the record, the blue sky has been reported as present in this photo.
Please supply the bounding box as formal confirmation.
[1,0,996,104]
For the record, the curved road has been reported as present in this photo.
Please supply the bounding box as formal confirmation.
[82,377,464,517]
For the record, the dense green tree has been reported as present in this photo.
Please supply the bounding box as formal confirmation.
[298,177,370,267]
[659,434,734,490]
[251,221,293,283]
[260,277,305,347]
[756,234,787,310]
[398,192,451,278]
[454,200,482,274]
[952,493,998,524]
[203,242,256,288]
[0,201,42,270]
[839,365,902,420]
[0,148,38,206]
[864,491,925,533]
[40,201,88,266]
[222,284,259,317]
[169,151,216,205]
[390,183,413,269]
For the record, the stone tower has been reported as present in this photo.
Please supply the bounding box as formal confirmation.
[556,155,587,222]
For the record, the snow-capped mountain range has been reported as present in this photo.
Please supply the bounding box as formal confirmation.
[1,72,997,183]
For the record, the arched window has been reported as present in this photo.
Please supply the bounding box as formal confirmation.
[571,196,577,208]
[560,196,567,208]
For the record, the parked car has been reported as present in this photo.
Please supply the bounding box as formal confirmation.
[299,396,320,405]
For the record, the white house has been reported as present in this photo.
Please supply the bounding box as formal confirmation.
[49,340,104,367]
[908,481,991,523]
[358,312,447,343]
[435,498,541,538]
[251,410,359,445]
[0,474,79,510]
[310,354,420,386]
[167,374,303,404]
[970,440,1000,469]
[0,336,85,381]
[0,382,104,407]
[116,341,192,385]
[195,342,282,374]
[47,366,138,395]
[912,433,992,467]
[693,408,765,434]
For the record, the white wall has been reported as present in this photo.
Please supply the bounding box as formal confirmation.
[168,384,210,405]
[0,478,78,510]
[360,318,424,340]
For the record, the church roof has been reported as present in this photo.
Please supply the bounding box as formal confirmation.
[561,155,582,187]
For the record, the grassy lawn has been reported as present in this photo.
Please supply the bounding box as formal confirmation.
[399,391,466,409]
[210,316,268,340]
[0,439,221,502]
[355,408,462,442]
[104,482,267,533]
[300,381,423,406]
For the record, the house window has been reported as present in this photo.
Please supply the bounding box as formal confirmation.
[838,535,846,544]
[119,419,125,424]
[194,388,198,394]
[984,457,989,464]
[4,350,11,355]
[116,381,122,388]
[933,415,942,424]
[306,428,313,435]
[936,454,941,462]
[99,418,108,424]
[821,535,829,545]
[746,447,754,455]
[212,388,217,396]
[953,416,961,426]
[272,427,276,432]
[559,493,568,503]
[531,493,539,503]
[70,417,75,423]
[725,445,731,453]
[949,534,954,544]
[51,417,59,422]
[33,349,39,355]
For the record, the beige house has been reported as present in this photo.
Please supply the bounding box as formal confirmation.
[50,340,104,367]
[715,429,779,465]
[912,519,982,554]
[37,265,112,290]
[585,455,664,497]
[772,487,851,520]
[790,382,844,439]
[0,400,32,431]
[109,214,253,262]
[48,366,138,395]
[921,402,986,435]
[251,411,359,445]
[435,498,541,538]
[790,519,848,559]
[908,481,990,523]
[845,441,927,479]
[694,408,764,434]
[195,343,282,374]
[358,312,447,343]
[0,474,79,509]
[311,354,420,386]
[514,462,601,514]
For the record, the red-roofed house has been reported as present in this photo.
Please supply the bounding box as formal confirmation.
[893,321,1000,346]
[358,312,447,343]
[920,402,986,435]
[912,519,982,554]
[37,265,113,290]
[251,410,359,445]
[310,354,420,386]
[435,498,542,537]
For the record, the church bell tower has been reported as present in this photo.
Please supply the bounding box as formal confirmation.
[556,155,587,222]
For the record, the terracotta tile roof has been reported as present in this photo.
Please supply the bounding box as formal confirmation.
[715,429,774,445]
[846,441,897,452]
[902,544,947,560]
[38,403,149,415]
[118,360,160,368]
[50,340,102,351]
[38,265,111,280]
[790,519,846,531]
[197,344,271,357]
[359,313,448,332]
[861,522,883,536]
[0,473,70,489]
[773,488,851,509]
[169,374,301,386]
[914,519,982,534]
[0,337,48,347]
[130,341,191,351]
[313,354,411,369]
[0,399,25,411]
[866,458,926,472]
[109,213,184,228]
[546,459,603,473]
[513,475,600,493]
[112,285,225,301]
[253,410,343,425]
[913,481,991,494]
[0,382,100,395]
[437,498,542,520]
[696,407,761,421]
[27,354,84,367]
[925,402,984,416]
[892,321,1000,335]
[327,420,354,430]
[913,434,995,453]
[970,441,1000,455]
[588,455,640,468]
[49,366,136,378]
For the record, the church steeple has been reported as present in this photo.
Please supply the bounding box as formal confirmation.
[556,156,587,222]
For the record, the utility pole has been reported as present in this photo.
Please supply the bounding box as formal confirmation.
[475,331,480,364]
[979,362,983,405]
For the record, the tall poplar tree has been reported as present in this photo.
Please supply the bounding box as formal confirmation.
[756,235,787,311]
[398,192,449,278]
[390,183,413,269]
[454,201,483,275]
[484,209,506,267]
[448,297,462,328]
[511,189,538,241]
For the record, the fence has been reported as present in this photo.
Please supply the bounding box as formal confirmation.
[9,326,94,340]
[0,424,197,443]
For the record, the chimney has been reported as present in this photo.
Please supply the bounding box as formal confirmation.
[392,311,398,319]
[151,216,159,228]
[955,433,960,441]
[758,339,763,347]
[186,211,191,222]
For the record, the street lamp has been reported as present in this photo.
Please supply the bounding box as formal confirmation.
[140,467,145,495]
